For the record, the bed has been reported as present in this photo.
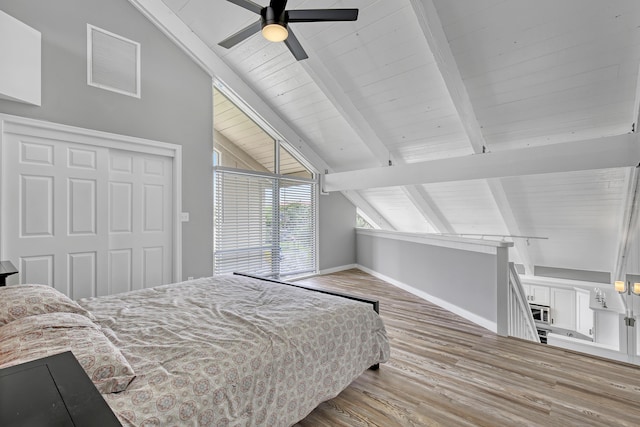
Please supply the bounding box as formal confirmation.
[0,273,390,426]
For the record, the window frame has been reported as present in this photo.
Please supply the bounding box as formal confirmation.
[212,80,319,279]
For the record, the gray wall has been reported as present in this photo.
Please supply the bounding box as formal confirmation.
[0,0,213,279]
[357,232,499,324]
[318,192,356,271]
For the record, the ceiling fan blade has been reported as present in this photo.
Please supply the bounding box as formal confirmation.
[218,20,262,49]
[284,29,308,61]
[226,0,263,15]
[286,9,358,23]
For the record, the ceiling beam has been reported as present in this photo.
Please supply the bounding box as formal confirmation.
[612,166,640,282]
[403,186,453,233]
[612,66,640,281]
[296,31,450,232]
[323,133,640,192]
[408,0,485,153]
[409,0,535,273]
[633,63,640,133]
[486,179,534,275]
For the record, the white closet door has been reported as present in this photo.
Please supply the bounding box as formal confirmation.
[2,121,176,298]
[107,149,173,293]
[3,135,109,298]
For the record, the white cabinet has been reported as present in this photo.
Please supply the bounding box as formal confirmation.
[523,284,550,306]
[575,289,594,337]
[550,288,576,330]
[594,311,620,347]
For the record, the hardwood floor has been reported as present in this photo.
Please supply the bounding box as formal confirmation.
[294,269,640,427]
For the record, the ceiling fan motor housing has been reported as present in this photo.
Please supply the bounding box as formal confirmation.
[219,0,357,60]
[261,6,287,29]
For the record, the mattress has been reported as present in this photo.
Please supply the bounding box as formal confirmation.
[78,274,390,426]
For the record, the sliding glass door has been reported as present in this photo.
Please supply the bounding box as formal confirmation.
[213,167,317,279]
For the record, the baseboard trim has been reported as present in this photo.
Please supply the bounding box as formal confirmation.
[356,264,497,333]
[319,264,357,275]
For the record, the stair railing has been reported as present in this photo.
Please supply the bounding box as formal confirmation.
[507,262,540,343]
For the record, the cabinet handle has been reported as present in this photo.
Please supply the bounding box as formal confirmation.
[551,318,554,324]
[589,328,592,335]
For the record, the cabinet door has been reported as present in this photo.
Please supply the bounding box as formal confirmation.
[550,288,576,330]
[530,285,550,306]
[575,289,593,337]
[522,284,531,301]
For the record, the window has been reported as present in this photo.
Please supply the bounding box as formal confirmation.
[213,169,317,278]
[213,86,317,279]
[356,208,377,229]
[356,212,373,229]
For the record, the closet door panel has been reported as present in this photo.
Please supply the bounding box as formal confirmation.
[1,120,176,298]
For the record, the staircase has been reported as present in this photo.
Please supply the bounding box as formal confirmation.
[507,263,540,343]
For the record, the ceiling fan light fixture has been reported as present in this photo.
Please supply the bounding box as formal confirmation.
[262,23,288,42]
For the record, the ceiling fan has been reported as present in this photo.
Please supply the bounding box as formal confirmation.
[218,0,359,60]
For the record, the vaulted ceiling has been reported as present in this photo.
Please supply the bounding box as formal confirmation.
[133,0,640,278]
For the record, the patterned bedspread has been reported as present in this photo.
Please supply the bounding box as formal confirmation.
[79,275,390,426]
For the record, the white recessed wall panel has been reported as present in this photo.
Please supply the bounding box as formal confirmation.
[68,252,96,299]
[143,184,164,232]
[109,182,132,233]
[110,153,133,174]
[143,247,163,288]
[68,179,96,235]
[21,175,53,237]
[143,158,164,176]
[20,142,53,165]
[68,148,97,169]
[109,249,132,294]
[20,255,53,285]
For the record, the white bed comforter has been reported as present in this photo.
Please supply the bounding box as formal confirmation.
[79,275,390,426]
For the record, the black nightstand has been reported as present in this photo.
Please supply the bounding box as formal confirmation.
[0,351,122,426]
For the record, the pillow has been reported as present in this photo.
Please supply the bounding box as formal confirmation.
[0,312,135,393]
[0,284,95,326]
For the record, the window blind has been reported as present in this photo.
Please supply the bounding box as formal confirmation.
[214,168,317,278]
[279,178,317,277]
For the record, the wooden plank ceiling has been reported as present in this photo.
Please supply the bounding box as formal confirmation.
[154,0,640,278]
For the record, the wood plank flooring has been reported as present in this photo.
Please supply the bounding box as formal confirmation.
[294,269,640,427]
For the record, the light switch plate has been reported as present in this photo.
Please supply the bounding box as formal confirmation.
[180,212,189,222]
